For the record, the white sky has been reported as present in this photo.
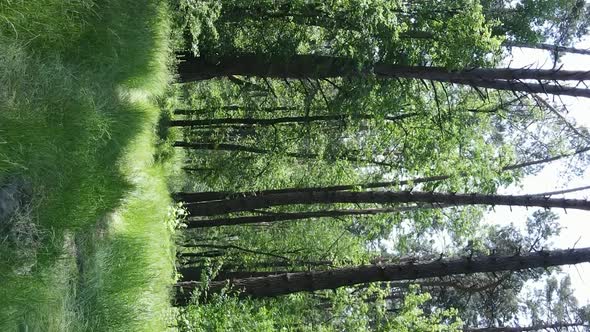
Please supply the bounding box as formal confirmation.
[485,36,590,305]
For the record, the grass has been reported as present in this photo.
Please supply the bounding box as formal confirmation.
[0,0,179,330]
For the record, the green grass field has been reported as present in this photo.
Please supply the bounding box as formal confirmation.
[0,0,179,330]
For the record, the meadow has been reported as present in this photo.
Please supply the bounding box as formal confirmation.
[0,0,179,330]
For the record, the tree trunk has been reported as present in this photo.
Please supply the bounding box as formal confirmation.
[168,113,417,127]
[505,41,590,56]
[463,322,590,332]
[186,205,437,228]
[217,260,335,271]
[173,106,297,115]
[174,247,590,304]
[176,53,590,97]
[503,146,590,170]
[174,175,448,203]
[184,190,590,216]
[175,144,590,203]
[178,251,225,259]
[449,78,590,99]
[178,267,295,282]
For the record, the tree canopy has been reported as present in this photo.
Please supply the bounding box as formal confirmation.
[170,0,590,330]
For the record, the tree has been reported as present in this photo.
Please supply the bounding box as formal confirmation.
[175,247,590,304]
[183,190,590,216]
[463,322,590,332]
[174,1,590,328]
[177,53,590,98]
[168,113,416,127]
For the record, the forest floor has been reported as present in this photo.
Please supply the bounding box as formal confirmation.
[0,0,180,330]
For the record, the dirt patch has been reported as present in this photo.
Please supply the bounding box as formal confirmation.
[0,176,32,224]
[0,176,39,274]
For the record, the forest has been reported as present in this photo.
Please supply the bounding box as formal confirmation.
[2,0,590,331]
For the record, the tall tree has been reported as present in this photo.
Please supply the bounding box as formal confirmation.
[177,53,590,97]
[183,190,590,216]
[463,322,590,332]
[175,247,590,304]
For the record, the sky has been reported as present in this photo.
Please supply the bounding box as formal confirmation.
[485,36,590,305]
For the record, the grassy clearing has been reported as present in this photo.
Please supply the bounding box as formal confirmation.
[0,0,178,330]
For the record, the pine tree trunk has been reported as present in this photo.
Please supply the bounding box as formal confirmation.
[174,175,448,203]
[184,190,590,216]
[173,106,297,115]
[175,247,590,304]
[504,42,590,56]
[217,260,335,271]
[176,53,590,97]
[175,144,590,204]
[178,267,294,282]
[168,113,416,127]
[186,206,434,228]
[463,322,590,332]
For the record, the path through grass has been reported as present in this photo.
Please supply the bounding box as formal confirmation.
[0,0,178,330]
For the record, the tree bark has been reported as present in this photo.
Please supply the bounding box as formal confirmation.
[186,205,438,228]
[450,78,590,99]
[178,251,225,259]
[178,267,293,282]
[175,143,590,203]
[463,322,590,332]
[503,146,590,170]
[178,53,590,81]
[168,113,417,127]
[505,41,590,56]
[217,260,335,271]
[174,175,449,203]
[174,106,298,115]
[175,247,590,304]
[184,190,590,216]
[176,53,590,97]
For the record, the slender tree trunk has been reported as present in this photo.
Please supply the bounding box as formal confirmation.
[176,54,590,97]
[178,267,295,282]
[182,167,216,173]
[449,78,590,99]
[463,322,590,332]
[168,113,417,127]
[503,146,590,170]
[174,106,297,115]
[389,277,508,293]
[178,251,225,259]
[505,41,590,56]
[186,205,438,228]
[175,144,590,203]
[175,247,590,304]
[217,260,335,271]
[173,141,394,167]
[184,190,590,216]
[174,175,448,203]
[174,105,241,115]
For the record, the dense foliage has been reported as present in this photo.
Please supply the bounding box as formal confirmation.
[169,0,590,330]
